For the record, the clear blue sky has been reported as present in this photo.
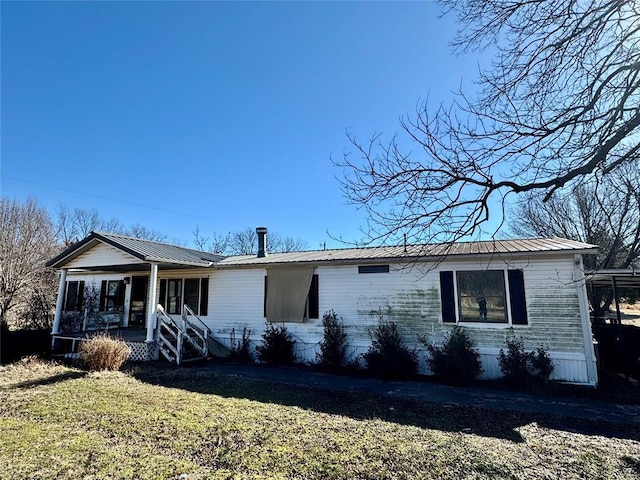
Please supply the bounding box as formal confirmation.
[1,1,492,249]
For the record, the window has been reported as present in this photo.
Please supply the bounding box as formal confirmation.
[457,270,506,323]
[64,281,85,312]
[167,279,182,314]
[440,269,528,325]
[358,265,390,274]
[264,272,319,321]
[307,274,319,319]
[158,278,209,316]
[100,280,124,312]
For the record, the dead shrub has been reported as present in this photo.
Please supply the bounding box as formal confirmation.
[79,334,131,371]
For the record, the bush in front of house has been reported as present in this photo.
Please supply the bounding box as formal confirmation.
[363,316,417,379]
[229,327,253,363]
[316,310,348,372]
[79,334,131,371]
[499,332,554,389]
[255,322,295,366]
[421,325,483,386]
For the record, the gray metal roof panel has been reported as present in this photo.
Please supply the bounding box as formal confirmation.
[94,232,225,266]
[216,237,597,267]
[46,231,225,268]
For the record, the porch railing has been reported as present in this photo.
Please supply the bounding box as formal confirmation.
[156,305,184,364]
[181,305,210,360]
[155,304,210,365]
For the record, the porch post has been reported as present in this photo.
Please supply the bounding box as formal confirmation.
[51,268,68,346]
[146,263,158,342]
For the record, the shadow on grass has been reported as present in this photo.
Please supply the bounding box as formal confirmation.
[622,456,640,475]
[7,370,86,390]
[129,363,640,443]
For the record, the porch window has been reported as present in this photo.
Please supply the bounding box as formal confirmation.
[440,269,528,325]
[167,279,182,314]
[63,280,85,312]
[100,280,125,312]
[264,268,318,322]
[158,278,209,316]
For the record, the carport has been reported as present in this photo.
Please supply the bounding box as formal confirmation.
[586,269,640,380]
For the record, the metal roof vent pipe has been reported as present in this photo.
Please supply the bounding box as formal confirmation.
[256,227,268,258]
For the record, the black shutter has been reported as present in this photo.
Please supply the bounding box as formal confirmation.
[199,278,209,316]
[263,276,268,318]
[159,279,167,309]
[308,274,319,319]
[63,281,75,311]
[117,280,125,310]
[508,270,528,325]
[78,281,85,312]
[100,280,107,312]
[439,271,456,323]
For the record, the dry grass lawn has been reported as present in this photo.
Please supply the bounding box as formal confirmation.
[1,358,638,479]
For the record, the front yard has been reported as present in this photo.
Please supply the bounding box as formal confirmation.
[0,358,638,479]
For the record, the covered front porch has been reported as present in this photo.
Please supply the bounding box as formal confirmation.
[46,231,224,361]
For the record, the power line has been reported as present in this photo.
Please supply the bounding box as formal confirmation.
[1,174,218,222]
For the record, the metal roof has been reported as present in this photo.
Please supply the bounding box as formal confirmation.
[217,237,598,267]
[47,233,597,271]
[46,231,225,269]
[585,269,640,289]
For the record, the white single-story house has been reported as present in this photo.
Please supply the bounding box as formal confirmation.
[47,229,599,385]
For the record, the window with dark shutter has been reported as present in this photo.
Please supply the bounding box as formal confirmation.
[199,278,209,316]
[167,279,182,314]
[159,279,167,309]
[508,270,528,325]
[100,280,107,311]
[457,270,507,323]
[184,278,200,314]
[64,281,79,311]
[77,281,85,312]
[263,276,268,318]
[439,271,456,323]
[307,274,319,319]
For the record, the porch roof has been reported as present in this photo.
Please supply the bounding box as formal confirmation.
[46,231,225,270]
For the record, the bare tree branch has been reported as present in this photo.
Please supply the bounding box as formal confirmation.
[335,0,640,244]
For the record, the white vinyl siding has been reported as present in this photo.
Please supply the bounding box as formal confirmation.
[64,242,143,269]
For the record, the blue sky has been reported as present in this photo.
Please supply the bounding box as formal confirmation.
[1,1,492,249]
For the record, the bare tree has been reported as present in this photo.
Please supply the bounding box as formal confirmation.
[509,163,640,315]
[126,223,167,242]
[193,227,308,255]
[0,197,58,327]
[193,226,230,254]
[55,206,166,245]
[335,1,640,245]
[54,206,124,246]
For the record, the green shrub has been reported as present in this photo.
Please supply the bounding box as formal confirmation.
[422,326,483,385]
[363,316,417,379]
[229,327,253,363]
[498,335,530,386]
[499,333,554,388]
[255,322,295,366]
[79,334,131,371]
[316,310,348,372]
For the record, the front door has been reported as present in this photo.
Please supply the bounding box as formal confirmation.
[129,276,149,327]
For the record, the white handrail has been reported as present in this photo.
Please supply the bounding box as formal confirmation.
[182,305,209,334]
